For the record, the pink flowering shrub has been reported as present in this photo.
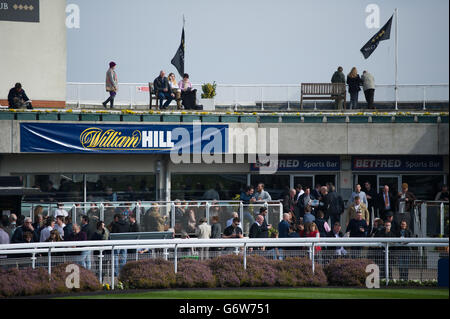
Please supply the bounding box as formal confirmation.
[119,258,176,289]
[244,255,278,287]
[176,259,216,288]
[207,255,249,287]
[273,257,327,287]
[324,258,373,286]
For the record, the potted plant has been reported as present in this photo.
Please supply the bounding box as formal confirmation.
[200,82,216,111]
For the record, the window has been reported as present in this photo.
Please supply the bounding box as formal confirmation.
[171,174,247,201]
[21,174,84,202]
[401,175,444,200]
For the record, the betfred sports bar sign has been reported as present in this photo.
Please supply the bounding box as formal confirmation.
[352,156,443,171]
[0,0,39,23]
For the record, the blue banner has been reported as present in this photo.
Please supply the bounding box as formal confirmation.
[250,156,340,171]
[352,156,443,171]
[20,123,228,154]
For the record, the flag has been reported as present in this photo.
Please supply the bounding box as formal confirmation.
[171,28,185,77]
[360,15,393,59]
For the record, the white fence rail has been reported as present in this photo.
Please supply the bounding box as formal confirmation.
[0,237,447,289]
[66,82,449,110]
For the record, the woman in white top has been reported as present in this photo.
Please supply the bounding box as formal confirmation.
[168,73,182,109]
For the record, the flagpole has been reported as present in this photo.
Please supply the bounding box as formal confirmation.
[394,8,398,110]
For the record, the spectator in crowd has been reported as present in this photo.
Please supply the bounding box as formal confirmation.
[257,207,272,238]
[33,205,44,225]
[327,222,346,256]
[53,216,66,240]
[222,217,243,239]
[45,229,63,242]
[0,216,10,245]
[16,215,25,228]
[254,183,272,202]
[396,219,412,280]
[179,73,197,110]
[369,218,384,237]
[240,185,256,230]
[12,217,39,243]
[325,185,345,227]
[331,66,346,109]
[314,210,330,238]
[348,184,368,207]
[278,213,291,239]
[53,203,68,218]
[312,184,322,201]
[6,214,17,239]
[168,72,182,109]
[283,188,297,216]
[297,222,306,237]
[154,70,173,109]
[210,215,222,239]
[249,215,266,239]
[145,203,166,232]
[104,187,118,202]
[226,212,241,228]
[102,61,118,109]
[435,184,449,201]
[346,67,362,109]
[92,221,110,241]
[376,220,396,237]
[8,82,32,109]
[40,217,55,242]
[318,186,329,216]
[110,214,129,276]
[383,211,400,235]
[203,185,220,201]
[346,211,368,238]
[66,224,89,268]
[80,215,96,240]
[195,217,211,259]
[295,184,304,201]
[347,195,370,227]
[128,213,140,232]
[377,185,395,220]
[33,213,44,238]
[361,70,375,109]
[306,222,321,253]
[63,216,73,240]
[363,181,377,215]
[303,205,316,224]
[395,183,416,232]
[297,187,312,220]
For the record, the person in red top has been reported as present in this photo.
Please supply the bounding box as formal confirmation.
[306,222,321,252]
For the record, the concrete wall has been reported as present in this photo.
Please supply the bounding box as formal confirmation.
[0,0,66,107]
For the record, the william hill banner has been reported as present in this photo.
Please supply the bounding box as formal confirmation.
[20,123,229,154]
[0,0,40,23]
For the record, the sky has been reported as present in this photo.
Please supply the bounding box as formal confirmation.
[66,0,449,85]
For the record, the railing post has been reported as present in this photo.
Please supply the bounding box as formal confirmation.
[311,243,315,274]
[48,247,52,276]
[423,87,427,110]
[99,250,103,284]
[111,246,115,290]
[171,202,176,230]
[72,204,77,225]
[100,203,104,222]
[239,202,244,227]
[287,86,290,111]
[385,243,389,286]
[163,248,169,261]
[31,252,36,269]
[136,202,141,225]
[261,87,264,111]
[206,202,211,224]
[129,85,133,109]
[77,83,81,108]
[174,244,178,274]
[243,243,247,270]
[421,202,427,237]
[279,202,283,222]
[440,202,444,237]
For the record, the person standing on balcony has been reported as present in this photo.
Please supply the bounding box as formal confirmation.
[346,67,362,109]
[331,66,345,110]
[168,73,182,110]
[361,70,375,109]
[395,183,417,233]
[103,61,118,109]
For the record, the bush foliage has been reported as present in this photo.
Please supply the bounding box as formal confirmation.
[324,258,373,287]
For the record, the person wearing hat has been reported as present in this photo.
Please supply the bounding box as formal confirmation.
[103,61,118,109]
[395,183,416,233]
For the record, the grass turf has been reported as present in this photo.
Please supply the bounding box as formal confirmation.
[61,288,449,299]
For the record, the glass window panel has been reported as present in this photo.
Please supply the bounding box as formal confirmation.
[250,175,290,200]
[171,174,247,201]
[20,174,83,202]
[401,175,444,200]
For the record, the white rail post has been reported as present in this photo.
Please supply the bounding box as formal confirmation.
[72,204,77,225]
[171,202,176,229]
[385,243,389,286]
[136,202,141,225]
[287,86,290,111]
[164,248,169,261]
[423,87,427,110]
[440,202,445,237]
[100,203,104,222]
[111,246,115,290]
[243,243,247,270]
[48,247,52,276]
[77,83,81,108]
[174,244,178,274]
[99,249,104,283]
[311,243,315,274]
[261,87,264,111]
[31,252,36,269]
[129,85,133,109]
[206,201,211,224]
[421,202,427,237]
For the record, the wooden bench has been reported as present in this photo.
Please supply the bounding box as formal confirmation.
[109,231,174,240]
[300,83,346,110]
[148,82,160,110]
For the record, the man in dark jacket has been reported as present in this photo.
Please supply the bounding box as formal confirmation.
[153,70,174,109]
[110,214,129,276]
[8,83,32,109]
[128,213,140,232]
[11,217,39,243]
[331,66,345,109]
[346,212,368,238]
[324,185,344,227]
[377,185,395,220]
[257,207,272,238]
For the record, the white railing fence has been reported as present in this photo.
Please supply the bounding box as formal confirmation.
[66,82,449,110]
[0,237,447,290]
